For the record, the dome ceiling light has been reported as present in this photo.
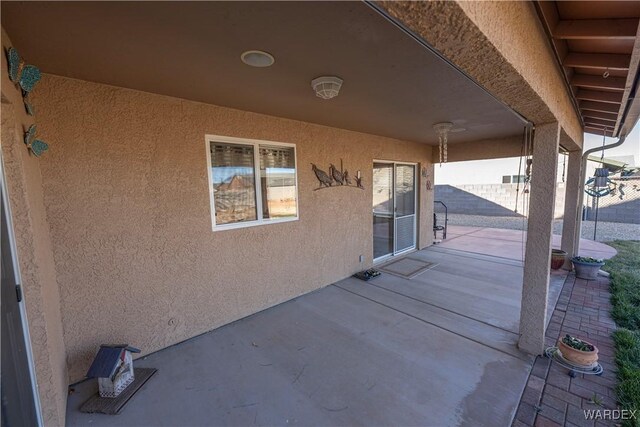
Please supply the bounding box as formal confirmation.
[311,76,343,100]
[240,50,275,68]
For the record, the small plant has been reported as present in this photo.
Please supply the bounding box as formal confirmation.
[573,256,604,264]
[589,393,604,407]
[562,334,595,352]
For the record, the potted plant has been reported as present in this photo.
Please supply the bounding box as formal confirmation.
[557,334,598,367]
[551,249,567,270]
[571,256,605,280]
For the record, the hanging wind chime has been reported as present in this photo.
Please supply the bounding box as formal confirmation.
[433,122,453,166]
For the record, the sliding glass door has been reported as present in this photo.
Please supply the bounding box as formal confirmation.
[372,162,416,261]
[373,163,394,259]
[394,164,416,253]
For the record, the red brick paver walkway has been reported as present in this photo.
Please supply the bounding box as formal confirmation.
[513,273,619,427]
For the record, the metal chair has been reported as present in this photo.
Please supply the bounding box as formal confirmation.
[433,201,448,240]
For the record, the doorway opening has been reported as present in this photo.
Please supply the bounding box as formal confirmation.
[372,161,417,262]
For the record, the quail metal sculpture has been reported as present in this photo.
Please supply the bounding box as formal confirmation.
[329,164,344,185]
[311,163,333,187]
[343,170,352,186]
[312,161,363,191]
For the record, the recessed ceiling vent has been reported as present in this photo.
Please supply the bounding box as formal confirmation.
[240,50,275,67]
[311,76,343,100]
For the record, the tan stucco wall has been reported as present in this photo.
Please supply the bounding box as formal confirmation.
[32,74,434,382]
[376,1,583,150]
[1,31,67,426]
[518,122,560,354]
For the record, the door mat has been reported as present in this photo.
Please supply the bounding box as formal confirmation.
[80,368,157,415]
[379,257,436,279]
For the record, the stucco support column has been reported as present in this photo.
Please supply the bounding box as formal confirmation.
[561,150,582,268]
[518,122,560,355]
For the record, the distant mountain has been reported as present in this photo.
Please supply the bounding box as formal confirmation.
[217,175,253,191]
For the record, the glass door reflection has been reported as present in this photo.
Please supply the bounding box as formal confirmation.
[373,163,394,259]
[372,162,417,261]
[394,164,416,253]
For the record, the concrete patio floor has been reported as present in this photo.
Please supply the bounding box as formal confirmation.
[66,246,569,427]
[436,225,617,261]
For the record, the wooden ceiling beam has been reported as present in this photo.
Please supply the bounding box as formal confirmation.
[584,118,617,128]
[585,127,614,137]
[575,89,623,104]
[580,101,621,114]
[553,19,639,40]
[585,122,615,132]
[581,110,619,121]
[571,74,626,91]
[563,53,631,70]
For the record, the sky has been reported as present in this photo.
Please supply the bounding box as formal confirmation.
[434,122,640,186]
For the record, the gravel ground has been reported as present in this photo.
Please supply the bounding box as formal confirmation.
[443,214,640,242]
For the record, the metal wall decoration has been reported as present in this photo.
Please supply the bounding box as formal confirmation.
[7,48,49,157]
[311,160,363,191]
[6,47,41,116]
[422,166,432,190]
[24,125,49,157]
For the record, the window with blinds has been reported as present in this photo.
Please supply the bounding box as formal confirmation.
[259,145,297,220]
[207,137,298,230]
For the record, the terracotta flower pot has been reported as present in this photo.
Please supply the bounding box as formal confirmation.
[558,338,599,367]
[551,249,567,270]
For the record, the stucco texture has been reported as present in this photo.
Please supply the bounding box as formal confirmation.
[376,1,583,149]
[518,122,560,354]
[32,74,434,382]
[1,87,67,425]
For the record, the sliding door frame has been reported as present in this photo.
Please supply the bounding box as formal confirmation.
[372,160,418,264]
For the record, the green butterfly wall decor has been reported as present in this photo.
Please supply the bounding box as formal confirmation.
[24,124,49,157]
[7,47,41,116]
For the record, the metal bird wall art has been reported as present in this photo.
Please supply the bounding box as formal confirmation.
[311,159,363,191]
[343,170,352,186]
[329,164,344,185]
[311,163,333,188]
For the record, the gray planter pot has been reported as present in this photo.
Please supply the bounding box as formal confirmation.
[572,258,605,280]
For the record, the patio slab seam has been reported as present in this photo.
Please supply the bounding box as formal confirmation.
[347,278,520,336]
[334,283,529,361]
[426,246,525,267]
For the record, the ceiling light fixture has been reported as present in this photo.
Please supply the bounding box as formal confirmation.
[240,50,275,68]
[311,76,343,99]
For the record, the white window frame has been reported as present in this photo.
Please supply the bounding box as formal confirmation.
[205,134,299,231]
